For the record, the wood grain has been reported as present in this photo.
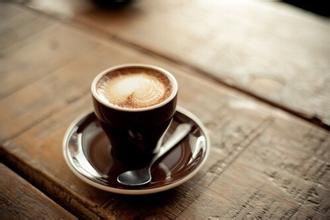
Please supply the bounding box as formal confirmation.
[0,2,51,50]
[23,0,330,127]
[0,3,329,219]
[0,163,76,220]
[0,4,98,99]
[179,116,330,219]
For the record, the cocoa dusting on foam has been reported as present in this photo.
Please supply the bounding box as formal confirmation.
[97,68,172,109]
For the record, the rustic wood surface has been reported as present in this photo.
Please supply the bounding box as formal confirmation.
[0,2,329,219]
[0,163,76,220]
[23,0,330,127]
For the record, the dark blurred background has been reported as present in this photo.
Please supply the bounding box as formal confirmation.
[93,0,329,17]
[283,0,329,17]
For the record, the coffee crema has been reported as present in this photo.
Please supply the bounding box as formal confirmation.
[96,67,172,109]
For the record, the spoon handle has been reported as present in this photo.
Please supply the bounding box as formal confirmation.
[151,123,192,165]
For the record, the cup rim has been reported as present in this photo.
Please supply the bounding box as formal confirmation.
[91,64,178,112]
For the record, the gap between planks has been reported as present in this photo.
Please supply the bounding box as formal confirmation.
[0,88,91,143]
[0,162,78,219]
[0,146,103,219]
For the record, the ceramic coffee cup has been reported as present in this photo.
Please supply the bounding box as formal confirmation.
[91,64,178,168]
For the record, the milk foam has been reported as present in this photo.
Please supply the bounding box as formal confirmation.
[97,70,171,109]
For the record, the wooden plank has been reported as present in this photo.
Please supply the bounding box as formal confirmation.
[0,43,105,141]
[23,0,330,126]
[0,3,51,50]
[0,15,98,99]
[0,163,76,220]
[179,116,330,219]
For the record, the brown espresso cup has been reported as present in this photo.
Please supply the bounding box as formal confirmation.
[91,64,178,168]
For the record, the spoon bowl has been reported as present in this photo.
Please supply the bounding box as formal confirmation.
[117,168,151,186]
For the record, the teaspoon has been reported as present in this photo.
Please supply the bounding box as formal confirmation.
[117,123,192,186]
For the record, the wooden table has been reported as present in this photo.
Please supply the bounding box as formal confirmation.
[1,1,329,219]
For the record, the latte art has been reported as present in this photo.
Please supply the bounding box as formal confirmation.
[97,69,172,109]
